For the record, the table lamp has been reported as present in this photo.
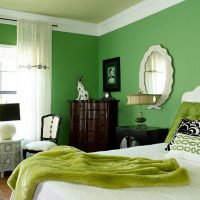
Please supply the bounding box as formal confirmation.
[127,92,161,128]
[0,103,20,140]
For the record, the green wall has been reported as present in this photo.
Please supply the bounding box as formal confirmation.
[0,24,98,145]
[0,23,16,45]
[52,31,98,144]
[1,0,200,144]
[98,0,200,129]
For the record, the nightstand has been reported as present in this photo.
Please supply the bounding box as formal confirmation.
[115,126,168,149]
[0,139,22,178]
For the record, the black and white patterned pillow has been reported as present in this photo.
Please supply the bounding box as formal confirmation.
[167,133,200,162]
[165,118,200,151]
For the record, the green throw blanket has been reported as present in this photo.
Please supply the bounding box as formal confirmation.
[8,146,189,200]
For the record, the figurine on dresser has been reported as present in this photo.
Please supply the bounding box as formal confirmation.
[76,76,89,100]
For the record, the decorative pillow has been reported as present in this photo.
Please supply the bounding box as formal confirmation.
[166,118,200,151]
[165,102,200,143]
[167,133,200,163]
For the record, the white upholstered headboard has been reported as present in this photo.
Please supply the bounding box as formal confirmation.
[182,86,200,102]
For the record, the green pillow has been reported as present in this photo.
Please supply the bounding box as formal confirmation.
[165,102,200,142]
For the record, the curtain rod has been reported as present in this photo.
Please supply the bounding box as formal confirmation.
[0,17,58,27]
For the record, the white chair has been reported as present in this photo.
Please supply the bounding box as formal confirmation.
[23,114,61,159]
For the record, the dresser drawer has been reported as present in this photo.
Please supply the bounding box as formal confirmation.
[71,102,87,110]
[88,110,107,119]
[87,120,106,131]
[87,102,107,110]
[71,119,86,130]
[71,110,87,119]
[86,132,107,152]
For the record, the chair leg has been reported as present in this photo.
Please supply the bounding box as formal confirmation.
[23,150,27,159]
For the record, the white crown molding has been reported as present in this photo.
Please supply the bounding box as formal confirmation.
[98,0,185,36]
[0,0,185,36]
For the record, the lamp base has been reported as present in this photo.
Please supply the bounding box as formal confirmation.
[135,123,147,129]
[135,112,147,129]
[0,123,16,140]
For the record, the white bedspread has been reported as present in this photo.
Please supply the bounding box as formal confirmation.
[11,143,200,200]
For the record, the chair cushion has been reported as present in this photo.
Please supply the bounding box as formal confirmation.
[24,141,57,151]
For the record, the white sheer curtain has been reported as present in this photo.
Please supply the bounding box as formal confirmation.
[17,19,52,142]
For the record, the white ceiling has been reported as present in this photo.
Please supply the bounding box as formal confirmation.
[0,0,143,23]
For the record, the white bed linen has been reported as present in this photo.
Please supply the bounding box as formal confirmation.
[11,143,200,200]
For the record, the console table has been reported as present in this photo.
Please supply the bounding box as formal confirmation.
[116,126,168,149]
[0,139,22,178]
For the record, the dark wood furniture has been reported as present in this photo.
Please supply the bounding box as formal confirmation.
[69,100,119,152]
[116,126,168,149]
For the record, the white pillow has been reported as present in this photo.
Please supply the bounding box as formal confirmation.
[167,133,200,163]
[24,141,57,151]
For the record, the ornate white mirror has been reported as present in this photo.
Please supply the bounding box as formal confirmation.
[139,45,173,109]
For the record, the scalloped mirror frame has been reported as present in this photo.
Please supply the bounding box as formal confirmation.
[139,45,173,109]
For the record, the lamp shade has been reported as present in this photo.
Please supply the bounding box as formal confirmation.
[0,103,20,121]
[0,103,20,140]
[127,94,161,105]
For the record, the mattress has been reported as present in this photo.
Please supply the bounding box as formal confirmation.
[11,143,200,200]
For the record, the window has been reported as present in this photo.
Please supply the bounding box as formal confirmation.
[0,45,18,103]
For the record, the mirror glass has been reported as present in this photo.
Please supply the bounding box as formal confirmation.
[144,51,166,94]
[139,45,173,109]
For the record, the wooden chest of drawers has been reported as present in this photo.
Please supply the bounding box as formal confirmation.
[69,100,118,152]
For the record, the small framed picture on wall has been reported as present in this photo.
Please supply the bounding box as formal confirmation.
[103,57,121,92]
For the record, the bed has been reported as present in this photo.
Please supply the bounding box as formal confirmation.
[10,86,200,200]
